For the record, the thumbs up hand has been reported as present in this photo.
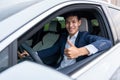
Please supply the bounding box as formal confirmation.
[67,39,75,47]
[64,40,80,59]
[64,40,89,59]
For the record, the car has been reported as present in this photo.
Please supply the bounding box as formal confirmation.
[0,0,120,80]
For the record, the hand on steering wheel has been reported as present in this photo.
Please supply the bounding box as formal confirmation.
[18,50,29,59]
[21,42,44,64]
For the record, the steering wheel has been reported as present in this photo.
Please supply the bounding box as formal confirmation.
[21,42,44,64]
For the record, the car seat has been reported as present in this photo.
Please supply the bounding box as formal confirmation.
[33,21,61,51]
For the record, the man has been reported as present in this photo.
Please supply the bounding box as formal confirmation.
[19,12,112,69]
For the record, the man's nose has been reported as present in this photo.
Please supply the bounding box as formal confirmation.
[69,23,73,27]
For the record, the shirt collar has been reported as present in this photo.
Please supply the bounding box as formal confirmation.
[68,31,79,39]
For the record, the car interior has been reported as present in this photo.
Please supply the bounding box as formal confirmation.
[17,8,112,75]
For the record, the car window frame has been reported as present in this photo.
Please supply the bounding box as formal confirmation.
[18,3,113,75]
[19,4,111,41]
[107,6,120,42]
[0,40,17,72]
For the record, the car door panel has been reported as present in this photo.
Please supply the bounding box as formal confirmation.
[71,43,120,80]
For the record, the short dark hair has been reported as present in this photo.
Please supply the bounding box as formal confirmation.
[64,11,81,20]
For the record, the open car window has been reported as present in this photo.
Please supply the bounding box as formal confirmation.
[17,4,113,76]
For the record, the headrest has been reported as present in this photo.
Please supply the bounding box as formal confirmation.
[79,18,88,31]
[49,21,58,32]
[49,21,61,32]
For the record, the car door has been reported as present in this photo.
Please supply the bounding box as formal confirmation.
[71,43,120,80]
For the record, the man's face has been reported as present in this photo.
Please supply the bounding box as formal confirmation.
[65,16,81,36]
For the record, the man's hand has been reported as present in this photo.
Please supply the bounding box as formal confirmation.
[18,50,29,59]
[64,40,89,59]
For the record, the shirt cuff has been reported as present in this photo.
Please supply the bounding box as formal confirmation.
[85,44,98,56]
[35,52,38,55]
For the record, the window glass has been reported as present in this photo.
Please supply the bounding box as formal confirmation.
[0,47,9,72]
[57,17,65,28]
[91,19,99,26]
[91,19,101,35]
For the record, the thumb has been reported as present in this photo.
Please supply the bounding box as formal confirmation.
[67,40,75,47]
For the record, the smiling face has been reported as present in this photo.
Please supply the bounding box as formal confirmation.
[65,16,81,37]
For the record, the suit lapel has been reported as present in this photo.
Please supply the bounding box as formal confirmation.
[75,31,81,47]
[75,31,89,61]
[61,33,68,55]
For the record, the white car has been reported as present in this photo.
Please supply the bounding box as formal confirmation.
[0,0,120,80]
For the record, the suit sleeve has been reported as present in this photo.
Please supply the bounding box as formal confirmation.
[84,32,112,52]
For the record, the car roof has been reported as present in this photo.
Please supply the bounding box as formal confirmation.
[0,0,113,51]
[0,0,41,42]
[0,0,42,21]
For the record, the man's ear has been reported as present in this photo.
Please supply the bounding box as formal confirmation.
[78,20,81,26]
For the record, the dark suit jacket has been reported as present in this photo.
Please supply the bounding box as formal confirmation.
[37,31,112,65]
